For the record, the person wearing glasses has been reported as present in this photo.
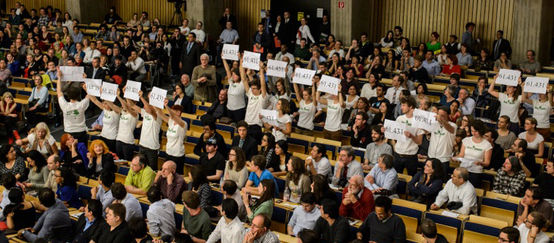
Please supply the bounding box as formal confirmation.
[517,211,550,243]
[498,226,519,243]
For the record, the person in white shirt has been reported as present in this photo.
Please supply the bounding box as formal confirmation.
[518,117,545,158]
[457,88,475,116]
[328,40,345,60]
[360,73,380,100]
[132,90,163,170]
[431,167,477,215]
[126,50,147,82]
[522,89,553,141]
[488,74,522,133]
[393,96,424,176]
[223,56,246,123]
[292,79,317,132]
[114,90,139,161]
[83,42,101,64]
[305,144,332,179]
[517,211,550,243]
[317,82,345,142]
[427,106,457,175]
[55,69,89,144]
[453,119,492,188]
[287,192,321,236]
[191,21,206,44]
[384,75,406,106]
[264,98,292,142]
[157,99,188,174]
[275,44,295,65]
[241,60,267,144]
[296,18,315,45]
[179,18,191,36]
[85,90,120,152]
[207,198,244,243]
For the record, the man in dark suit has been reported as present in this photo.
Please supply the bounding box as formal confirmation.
[261,10,274,35]
[279,11,297,52]
[180,32,201,76]
[74,199,108,243]
[219,8,237,30]
[85,57,107,80]
[231,121,258,160]
[492,30,511,60]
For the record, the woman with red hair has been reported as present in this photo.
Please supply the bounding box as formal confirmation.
[86,139,116,178]
[440,54,461,75]
[60,133,88,175]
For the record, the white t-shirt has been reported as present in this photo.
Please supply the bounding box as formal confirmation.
[345,95,359,109]
[297,100,316,130]
[518,131,544,150]
[532,100,551,129]
[165,119,187,157]
[517,223,550,243]
[428,122,457,162]
[58,97,89,133]
[461,137,492,173]
[101,110,120,140]
[385,86,405,105]
[139,109,162,150]
[360,83,377,100]
[227,80,246,111]
[245,89,267,126]
[498,93,521,123]
[273,114,292,142]
[394,115,424,155]
[27,133,56,156]
[116,111,138,145]
[324,99,344,132]
[179,26,190,35]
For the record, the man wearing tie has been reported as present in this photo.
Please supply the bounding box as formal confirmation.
[492,30,511,60]
[85,57,106,80]
[180,33,201,76]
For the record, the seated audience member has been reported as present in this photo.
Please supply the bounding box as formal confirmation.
[358,196,406,243]
[146,186,176,238]
[284,156,311,203]
[86,139,116,178]
[16,122,58,157]
[0,173,16,213]
[242,214,279,243]
[94,203,133,243]
[128,217,153,243]
[243,179,275,222]
[484,129,505,171]
[420,218,448,243]
[199,137,226,182]
[350,112,372,148]
[221,180,246,220]
[313,199,351,243]
[206,89,229,120]
[364,154,398,197]
[512,139,539,178]
[23,150,49,191]
[311,174,339,205]
[517,211,550,243]
[206,198,244,243]
[181,191,213,242]
[516,187,554,228]
[431,167,477,215]
[224,147,249,188]
[297,229,320,243]
[91,170,115,210]
[44,154,60,191]
[124,153,156,195]
[189,166,213,211]
[55,167,82,208]
[331,146,364,187]
[408,158,445,206]
[363,125,392,171]
[0,144,27,181]
[21,188,73,242]
[534,160,554,206]
[59,133,88,175]
[244,155,278,196]
[305,144,332,179]
[498,226,520,243]
[153,160,186,203]
[288,192,321,236]
[231,122,258,160]
[519,117,545,158]
[3,188,38,230]
[194,115,228,156]
[111,182,143,221]
[493,156,527,197]
[73,199,107,243]
[340,175,374,220]
[25,75,49,125]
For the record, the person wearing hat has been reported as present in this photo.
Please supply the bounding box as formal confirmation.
[199,137,226,182]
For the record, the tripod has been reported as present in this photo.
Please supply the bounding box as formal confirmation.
[170,2,183,26]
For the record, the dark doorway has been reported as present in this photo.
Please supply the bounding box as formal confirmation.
[269,0,330,42]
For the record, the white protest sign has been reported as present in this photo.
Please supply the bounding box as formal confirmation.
[260,109,278,127]
[242,51,261,71]
[149,86,167,109]
[84,79,102,97]
[496,69,521,86]
[317,75,340,95]
[412,109,438,132]
[293,68,316,86]
[100,82,118,102]
[384,119,406,142]
[524,77,549,94]
[60,66,85,82]
[266,59,287,78]
[222,44,239,61]
[124,80,142,101]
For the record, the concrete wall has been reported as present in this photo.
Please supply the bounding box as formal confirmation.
[65,0,108,24]
[330,0,370,43]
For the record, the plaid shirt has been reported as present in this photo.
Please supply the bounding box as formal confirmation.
[38,15,49,27]
[493,169,526,196]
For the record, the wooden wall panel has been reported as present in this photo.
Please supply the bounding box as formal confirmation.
[6,0,65,12]
[368,0,514,53]
[112,0,177,26]
[223,0,270,49]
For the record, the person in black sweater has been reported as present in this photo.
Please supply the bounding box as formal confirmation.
[350,112,372,148]
[534,160,554,201]
[409,55,430,83]
[73,199,107,243]
[484,129,505,171]
[95,203,132,243]
[231,121,258,160]
[357,196,406,243]
[193,115,228,156]
[313,199,350,243]
[512,138,540,178]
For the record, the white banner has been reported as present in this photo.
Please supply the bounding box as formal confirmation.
[84,79,102,97]
[292,68,316,86]
[412,109,438,132]
[124,80,142,101]
[260,109,278,127]
[496,69,521,86]
[242,51,261,71]
[317,75,340,95]
[100,82,118,102]
[60,66,85,82]
[523,77,549,94]
[384,119,406,142]
[222,44,239,61]
[149,86,167,109]
[266,59,287,78]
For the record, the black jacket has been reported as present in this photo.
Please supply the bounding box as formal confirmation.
[95,221,132,243]
[492,38,512,60]
[74,215,108,243]
[85,66,107,80]
[231,135,258,160]
[194,132,228,157]
[180,41,201,76]
[87,153,116,178]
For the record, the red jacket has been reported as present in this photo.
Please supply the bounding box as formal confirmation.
[339,186,375,220]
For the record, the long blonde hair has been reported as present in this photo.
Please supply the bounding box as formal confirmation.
[33,122,51,138]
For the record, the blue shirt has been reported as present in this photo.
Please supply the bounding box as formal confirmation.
[57,185,82,209]
[248,170,279,197]
[83,218,95,232]
[422,59,441,76]
[365,167,398,193]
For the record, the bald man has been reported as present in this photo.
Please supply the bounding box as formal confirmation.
[153,161,186,203]
[339,175,375,220]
